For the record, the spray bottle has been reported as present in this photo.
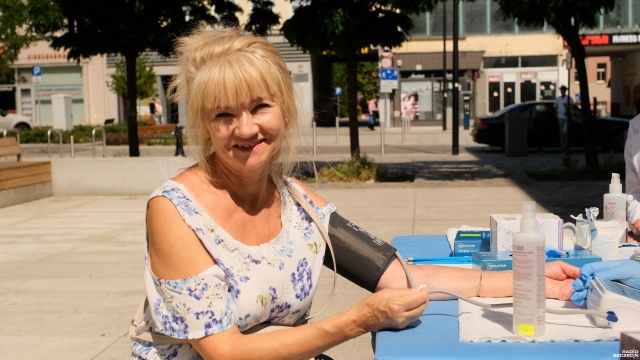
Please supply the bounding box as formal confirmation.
[603,173,627,244]
[512,201,546,337]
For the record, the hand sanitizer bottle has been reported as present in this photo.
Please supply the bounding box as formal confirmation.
[603,173,627,244]
[512,201,546,337]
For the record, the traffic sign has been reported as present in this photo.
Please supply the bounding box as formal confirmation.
[380,68,399,93]
[380,68,399,81]
[335,87,342,96]
[32,65,42,77]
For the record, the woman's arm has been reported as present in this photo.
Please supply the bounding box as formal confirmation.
[148,192,429,360]
[191,287,428,360]
[626,117,640,233]
[375,259,579,301]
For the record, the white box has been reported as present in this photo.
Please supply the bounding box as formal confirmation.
[490,213,563,251]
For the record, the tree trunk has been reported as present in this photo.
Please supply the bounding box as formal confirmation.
[125,50,140,157]
[570,42,598,166]
[345,52,360,159]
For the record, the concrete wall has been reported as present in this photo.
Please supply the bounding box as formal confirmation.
[51,157,196,196]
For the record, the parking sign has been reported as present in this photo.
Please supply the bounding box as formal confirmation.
[32,65,42,77]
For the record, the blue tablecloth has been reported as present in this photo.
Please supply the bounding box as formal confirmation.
[372,235,620,359]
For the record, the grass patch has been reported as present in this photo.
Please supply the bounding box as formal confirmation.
[315,155,378,183]
[527,153,625,181]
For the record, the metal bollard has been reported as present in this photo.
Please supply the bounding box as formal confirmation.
[91,127,106,157]
[47,128,63,158]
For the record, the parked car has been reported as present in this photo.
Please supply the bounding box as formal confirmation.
[0,108,34,131]
[471,101,630,152]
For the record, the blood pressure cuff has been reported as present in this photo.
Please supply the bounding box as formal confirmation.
[324,212,398,292]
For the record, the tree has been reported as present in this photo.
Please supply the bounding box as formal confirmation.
[333,61,379,117]
[281,0,433,159]
[107,57,156,102]
[0,0,64,83]
[496,0,615,166]
[30,0,279,157]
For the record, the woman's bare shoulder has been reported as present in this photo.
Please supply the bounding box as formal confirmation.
[287,177,328,207]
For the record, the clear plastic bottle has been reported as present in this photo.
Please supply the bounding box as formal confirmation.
[512,201,546,337]
[603,173,627,244]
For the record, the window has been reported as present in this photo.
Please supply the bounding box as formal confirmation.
[597,63,607,83]
[603,1,627,30]
[521,56,557,67]
[484,56,518,68]
[408,13,428,37]
[462,0,487,35]
[633,0,640,28]
[428,1,452,37]
[489,1,515,34]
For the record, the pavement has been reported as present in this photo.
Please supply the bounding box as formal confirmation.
[0,124,621,359]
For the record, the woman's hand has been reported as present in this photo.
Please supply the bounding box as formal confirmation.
[354,287,429,333]
[545,260,580,300]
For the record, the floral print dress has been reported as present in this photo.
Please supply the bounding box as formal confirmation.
[131,178,335,360]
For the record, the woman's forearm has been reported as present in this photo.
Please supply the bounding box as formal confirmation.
[192,306,365,360]
[377,260,515,299]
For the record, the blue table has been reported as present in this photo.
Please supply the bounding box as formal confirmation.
[372,235,620,360]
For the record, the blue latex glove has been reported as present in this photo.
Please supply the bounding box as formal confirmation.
[570,260,640,306]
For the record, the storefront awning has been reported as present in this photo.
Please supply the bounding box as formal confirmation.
[395,51,484,71]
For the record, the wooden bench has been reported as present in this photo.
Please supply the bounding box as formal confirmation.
[0,137,52,207]
[0,137,21,161]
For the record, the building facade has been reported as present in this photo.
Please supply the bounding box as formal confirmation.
[8,0,640,129]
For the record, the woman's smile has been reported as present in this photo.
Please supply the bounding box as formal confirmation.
[233,138,267,152]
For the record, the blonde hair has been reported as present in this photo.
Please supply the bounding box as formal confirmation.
[168,26,299,181]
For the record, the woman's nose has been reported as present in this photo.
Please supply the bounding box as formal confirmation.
[235,111,258,136]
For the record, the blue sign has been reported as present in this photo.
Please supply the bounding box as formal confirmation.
[380,68,399,81]
[335,87,342,96]
[32,65,42,77]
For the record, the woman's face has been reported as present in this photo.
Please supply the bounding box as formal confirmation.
[207,95,285,174]
[402,95,419,118]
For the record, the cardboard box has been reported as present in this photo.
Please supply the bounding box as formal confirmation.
[490,213,563,251]
[453,230,490,256]
[472,250,602,271]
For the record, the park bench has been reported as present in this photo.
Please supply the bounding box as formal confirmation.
[0,137,52,207]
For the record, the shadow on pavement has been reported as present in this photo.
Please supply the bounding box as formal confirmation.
[374,145,616,223]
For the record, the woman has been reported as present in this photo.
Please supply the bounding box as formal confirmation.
[131,26,579,360]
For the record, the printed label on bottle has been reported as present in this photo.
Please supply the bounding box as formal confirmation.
[518,324,535,336]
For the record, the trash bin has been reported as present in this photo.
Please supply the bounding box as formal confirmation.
[505,113,527,157]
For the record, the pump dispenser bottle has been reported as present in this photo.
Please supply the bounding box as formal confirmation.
[603,173,627,243]
[512,201,546,337]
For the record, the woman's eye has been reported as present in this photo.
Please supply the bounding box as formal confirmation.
[252,103,271,113]
[214,112,232,119]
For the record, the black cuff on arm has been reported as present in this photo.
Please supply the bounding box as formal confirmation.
[324,212,397,292]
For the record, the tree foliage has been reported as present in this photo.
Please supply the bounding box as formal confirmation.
[107,57,156,100]
[281,0,436,159]
[25,0,278,157]
[496,0,615,166]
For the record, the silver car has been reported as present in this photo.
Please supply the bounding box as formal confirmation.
[0,109,33,131]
